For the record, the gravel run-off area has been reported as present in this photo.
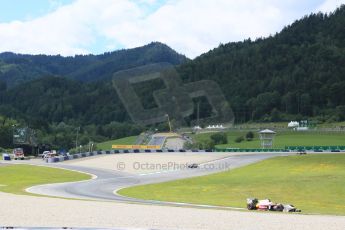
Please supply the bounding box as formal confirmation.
[1,192,345,230]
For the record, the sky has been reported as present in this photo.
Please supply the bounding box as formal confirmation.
[0,0,344,58]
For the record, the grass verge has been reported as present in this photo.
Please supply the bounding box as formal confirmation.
[0,164,91,195]
[118,154,345,215]
[97,136,137,150]
[194,131,345,149]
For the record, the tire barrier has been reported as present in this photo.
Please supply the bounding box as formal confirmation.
[45,148,206,163]
[286,146,345,151]
[215,148,287,152]
[45,149,159,163]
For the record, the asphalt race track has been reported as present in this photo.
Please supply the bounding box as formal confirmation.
[27,152,285,208]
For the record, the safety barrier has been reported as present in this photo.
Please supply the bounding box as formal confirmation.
[45,148,188,163]
[215,146,345,152]
[286,146,345,151]
[215,147,286,152]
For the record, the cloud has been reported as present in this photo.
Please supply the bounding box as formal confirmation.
[0,0,142,56]
[317,0,345,12]
[0,0,344,58]
[110,0,288,57]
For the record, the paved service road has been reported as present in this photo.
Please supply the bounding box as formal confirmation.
[27,153,287,208]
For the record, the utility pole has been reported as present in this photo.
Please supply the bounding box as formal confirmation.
[165,114,172,132]
[75,127,80,150]
[197,101,200,127]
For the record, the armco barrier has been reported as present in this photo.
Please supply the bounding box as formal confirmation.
[286,146,345,151]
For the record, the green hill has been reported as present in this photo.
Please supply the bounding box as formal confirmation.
[0,42,187,87]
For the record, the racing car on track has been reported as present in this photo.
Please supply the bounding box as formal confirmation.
[246,198,301,212]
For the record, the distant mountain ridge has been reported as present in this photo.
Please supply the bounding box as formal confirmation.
[0,42,187,87]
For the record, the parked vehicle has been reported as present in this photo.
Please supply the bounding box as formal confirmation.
[43,152,57,159]
[41,151,51,158]
[2,153,11,161]
[13,148,25,160]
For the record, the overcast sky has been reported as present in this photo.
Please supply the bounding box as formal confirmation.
[0,0,344,58]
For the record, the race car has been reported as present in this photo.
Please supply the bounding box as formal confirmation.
[246,198,301,212]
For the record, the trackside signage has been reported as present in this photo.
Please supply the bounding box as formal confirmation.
[112,145,161,149]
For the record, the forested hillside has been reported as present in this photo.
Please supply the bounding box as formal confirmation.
[0,77,146,150]
[178,6,345,123]
[0,42,187,87]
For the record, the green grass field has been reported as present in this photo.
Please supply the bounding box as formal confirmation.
[97,136,137,150]
[194,131,345,149]
[0,164,91,195]
[119,154,345,215]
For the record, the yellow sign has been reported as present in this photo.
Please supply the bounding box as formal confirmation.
[112,145,161,149]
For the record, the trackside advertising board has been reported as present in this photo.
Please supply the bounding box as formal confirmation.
[112,145,161,149]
